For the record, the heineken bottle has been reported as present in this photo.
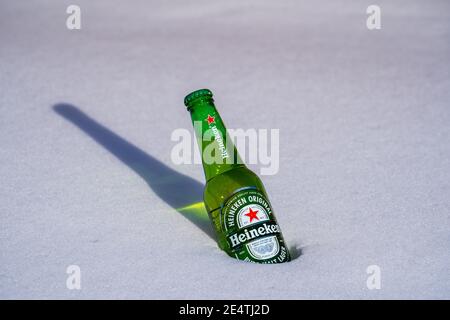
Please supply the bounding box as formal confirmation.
[184,89,290,264]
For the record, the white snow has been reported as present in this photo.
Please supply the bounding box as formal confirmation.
[1,0,449,299]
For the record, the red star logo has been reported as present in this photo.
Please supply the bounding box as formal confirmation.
[244,207,259,223]
[206,114,215,125]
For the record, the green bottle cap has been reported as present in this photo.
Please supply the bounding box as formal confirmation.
[184,89,213,107]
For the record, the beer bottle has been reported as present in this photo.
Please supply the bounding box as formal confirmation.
[184,89,290,264]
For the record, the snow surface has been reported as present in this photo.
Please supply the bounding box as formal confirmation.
[1,0,449,299]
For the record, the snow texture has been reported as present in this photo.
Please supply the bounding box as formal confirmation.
[1,0,449,299]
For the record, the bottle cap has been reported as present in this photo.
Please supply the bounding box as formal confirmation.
[184,89,213,107]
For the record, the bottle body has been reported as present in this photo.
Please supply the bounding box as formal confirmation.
[205,166,290,263]
[185,89,290,263]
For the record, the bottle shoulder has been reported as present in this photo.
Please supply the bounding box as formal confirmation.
[203,166,266,211]
[206,165,260,186]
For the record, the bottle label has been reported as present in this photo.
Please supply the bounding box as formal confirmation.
[221,188,290,263]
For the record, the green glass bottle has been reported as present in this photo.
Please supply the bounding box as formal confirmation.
[184,89,290,264]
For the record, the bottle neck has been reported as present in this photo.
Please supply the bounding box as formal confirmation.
[188,98,243,181]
